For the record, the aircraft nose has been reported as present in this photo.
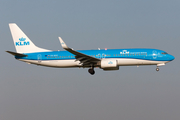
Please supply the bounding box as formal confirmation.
[169,55,175,61]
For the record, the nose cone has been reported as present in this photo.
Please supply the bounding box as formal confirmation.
[169,55,175,61]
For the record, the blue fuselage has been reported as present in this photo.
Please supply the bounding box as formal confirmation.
[16,48,174,62]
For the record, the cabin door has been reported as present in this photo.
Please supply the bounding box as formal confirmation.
[37,54,42,63]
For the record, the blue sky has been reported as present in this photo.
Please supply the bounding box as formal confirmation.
[0,0,180,120]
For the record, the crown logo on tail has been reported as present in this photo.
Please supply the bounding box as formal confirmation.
[19,37,26,41]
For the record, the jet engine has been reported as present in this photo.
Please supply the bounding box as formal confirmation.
[100,59,119,70]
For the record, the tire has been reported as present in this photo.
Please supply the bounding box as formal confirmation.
[88,68,95,75]
[156,68,159,71]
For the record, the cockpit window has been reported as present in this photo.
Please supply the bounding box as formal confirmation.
[161,52,168,54]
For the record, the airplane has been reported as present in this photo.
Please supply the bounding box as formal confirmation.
[6,23,175,75]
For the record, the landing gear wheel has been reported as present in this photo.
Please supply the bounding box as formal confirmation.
[88,68,95,75]
[156,68,159,71]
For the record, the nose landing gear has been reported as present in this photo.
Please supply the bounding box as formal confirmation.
[156,67,159,71]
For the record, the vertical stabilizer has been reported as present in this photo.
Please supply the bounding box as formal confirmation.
[9,23,51,53]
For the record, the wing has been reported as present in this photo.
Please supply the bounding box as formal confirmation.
[59,37,100,66]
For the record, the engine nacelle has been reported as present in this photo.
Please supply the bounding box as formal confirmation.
[100,59,119,71]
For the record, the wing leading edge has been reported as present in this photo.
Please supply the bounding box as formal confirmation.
[58,37,100,65]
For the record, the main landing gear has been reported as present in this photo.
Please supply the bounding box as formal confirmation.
[88,65,95,75]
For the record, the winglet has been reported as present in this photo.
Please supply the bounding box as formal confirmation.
[59,37,68,49]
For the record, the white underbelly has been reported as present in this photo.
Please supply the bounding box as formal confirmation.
[18,59,81,68]
[116,58,168,66]
[18,58,169,68]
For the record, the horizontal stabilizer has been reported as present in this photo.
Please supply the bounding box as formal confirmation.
[6,51,27,57]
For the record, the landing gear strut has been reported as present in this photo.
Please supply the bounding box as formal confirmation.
[156,67,159,71]
[88,65,95,75]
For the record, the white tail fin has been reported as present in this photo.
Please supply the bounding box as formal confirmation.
[9,23,51,53]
